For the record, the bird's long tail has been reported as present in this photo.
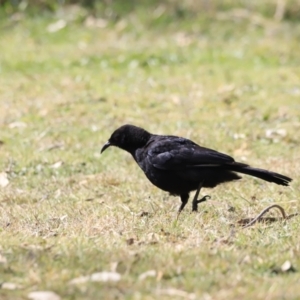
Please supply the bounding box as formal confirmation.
[229,164,292,186]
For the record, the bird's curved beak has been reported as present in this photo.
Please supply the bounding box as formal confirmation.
[101,141,111,153]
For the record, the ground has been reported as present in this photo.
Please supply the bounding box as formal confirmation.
[0,3,300,299]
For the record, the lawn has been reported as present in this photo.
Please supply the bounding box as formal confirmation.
[0,2,300,299]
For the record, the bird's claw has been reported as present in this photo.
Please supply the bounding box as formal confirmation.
[198,195,211,203]
[192,195,211,212]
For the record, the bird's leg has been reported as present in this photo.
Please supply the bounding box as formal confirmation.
[192,181,210,212]
[177,194,189,219]
[179,194,189,212]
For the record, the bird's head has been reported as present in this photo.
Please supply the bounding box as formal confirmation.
[101,124,151,155]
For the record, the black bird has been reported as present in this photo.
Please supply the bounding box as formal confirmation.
[101,124,292,212]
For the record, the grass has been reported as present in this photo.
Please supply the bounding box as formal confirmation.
[0,3,300,299]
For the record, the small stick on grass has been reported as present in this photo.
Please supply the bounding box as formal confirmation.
[241,204,298,229]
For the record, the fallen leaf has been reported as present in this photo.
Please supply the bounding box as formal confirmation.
[218,84,235,94]
[146,232,160,244]
[69,271,121,285]
[271,260,297,274]
[240,255,251,264]
[170,95,181,104]
[90,271,121,282]
[28,291,61,300]
[8,121,27,128]
[47,20,66,33]
[49,215,67,222]
[0,172,9,187]
[54,189,61,199]
[50,161,63,169]
[139,270,156,281]
[233,133,246,140]
[91,125,99,132]
[21,244,44,251]
[227,206,236,212]
[126,238,134,245]
[1,282,21,290]
[140,211,149,217]
[158,288,196,299]
[265,129,287,142]
[110,261,118,272]
[174,32,193,47]
[84,16,107,28]
[281,260,296,273]
[68,276,89,285]
[0,254,7,264]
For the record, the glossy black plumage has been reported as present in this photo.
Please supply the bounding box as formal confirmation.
[101,124,292,212]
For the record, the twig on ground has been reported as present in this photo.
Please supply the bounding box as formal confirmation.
[239,204,298,229]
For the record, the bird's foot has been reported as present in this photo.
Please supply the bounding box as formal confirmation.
[192,195,211,212]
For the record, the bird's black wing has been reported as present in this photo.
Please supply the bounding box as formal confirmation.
[147,136,235,171]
